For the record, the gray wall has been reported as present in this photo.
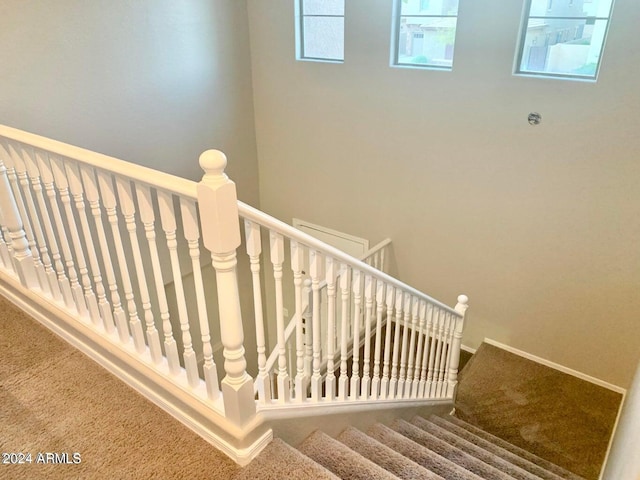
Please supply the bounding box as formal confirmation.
[247,0,640,388]
[0,0,259,205]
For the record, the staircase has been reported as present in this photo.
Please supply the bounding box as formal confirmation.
[237,413,585,480]
[0,125,623,477]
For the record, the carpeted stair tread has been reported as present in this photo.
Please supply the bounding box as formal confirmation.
[390,419,516,480]
[428,414,569,480]
[410,416,543,480]
[337,426,445,480]
[297,430,400,480]
[234,438,339,480]
[439,414,586,480]
[368,423,484,480]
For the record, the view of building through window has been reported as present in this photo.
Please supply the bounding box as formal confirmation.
[393,0,459,70]
[297,0,344,62]
[516,0,615,79]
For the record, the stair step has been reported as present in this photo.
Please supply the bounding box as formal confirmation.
[410,416,543,480]
[337,426,445,480]
[390,419,515,480]
[437,414,586,480]
[428,415,568,480]
[368,423,484,480]
[234,438,339,480]
[298,430,399,480]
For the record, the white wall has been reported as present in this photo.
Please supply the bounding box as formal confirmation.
[0,0,259,205]
[247,0,640,388]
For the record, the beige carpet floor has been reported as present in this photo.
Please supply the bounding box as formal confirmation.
[455,342,623,480]
[1,290,622,480]
[0,295,240,480]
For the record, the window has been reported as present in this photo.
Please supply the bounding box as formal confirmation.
[515,0,615,80]
[296,0,344,62]
[392,0,459,70]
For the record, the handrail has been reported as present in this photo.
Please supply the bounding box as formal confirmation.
[0,124,197,199]
[360,238,391,263]
[238,201,461,317]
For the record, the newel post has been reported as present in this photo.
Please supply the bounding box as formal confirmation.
[197,150,256,425]
[0,154,38,289]
[446,294,469,397]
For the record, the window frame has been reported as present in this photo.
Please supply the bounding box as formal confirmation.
[514,0,616,81]
[296,0,345,63]
[391,0,460,71]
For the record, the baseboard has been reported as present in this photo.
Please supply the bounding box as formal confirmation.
[0,273,272,466]
[461,343,477,355]
[484,338,626,394]
[597,388,627,480]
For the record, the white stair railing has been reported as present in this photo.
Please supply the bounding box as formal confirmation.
[0,124,468,464]
[237,202,468,409]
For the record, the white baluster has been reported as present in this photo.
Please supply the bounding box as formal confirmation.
[97,170,143,347]
[0,155,37,288]
[309,249,324,401]
[389,289,404,398]
[404,295,419,399]
[430,308,445,397]
[436,313,452,397]
[442,312,456,397]
[157,191,190,376]
[380,284,394,399]
[115,177,160,357]
[5,143,59,299]
[36,150,85,311]
[338,264,351,400]
[350,270,362,400]
[135,186,177,368]
[50,155,99,323]
[0,213,11,270]
[371,281,384,400]
[380,247,386,273]
[0,223,12,271]
[182,198,219,399]
[303,278,313,380]
[65,161,113,330]
[360,275,374,399]
[290,240,307,401]
[425,304,438,397]
[324,256,338,400]
[22,148,72,304]
[397,293,412,397]
[0,141,48,291]
[446,295,468,397]
[245,220,270,402]
[269,230,290,403]
[80,165,122,336]
[411,300,427,398]
[197,150,255,424]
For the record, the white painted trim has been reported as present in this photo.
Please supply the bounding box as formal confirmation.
[0,275,272,466]
[484,338,626,394]
[259,397,453,420]
[461,343,477,354]
[293,218,369,257]
[598,389,627,480]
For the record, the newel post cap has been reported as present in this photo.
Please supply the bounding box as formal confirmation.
[199,149,228,183]
[455,294,469,315]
